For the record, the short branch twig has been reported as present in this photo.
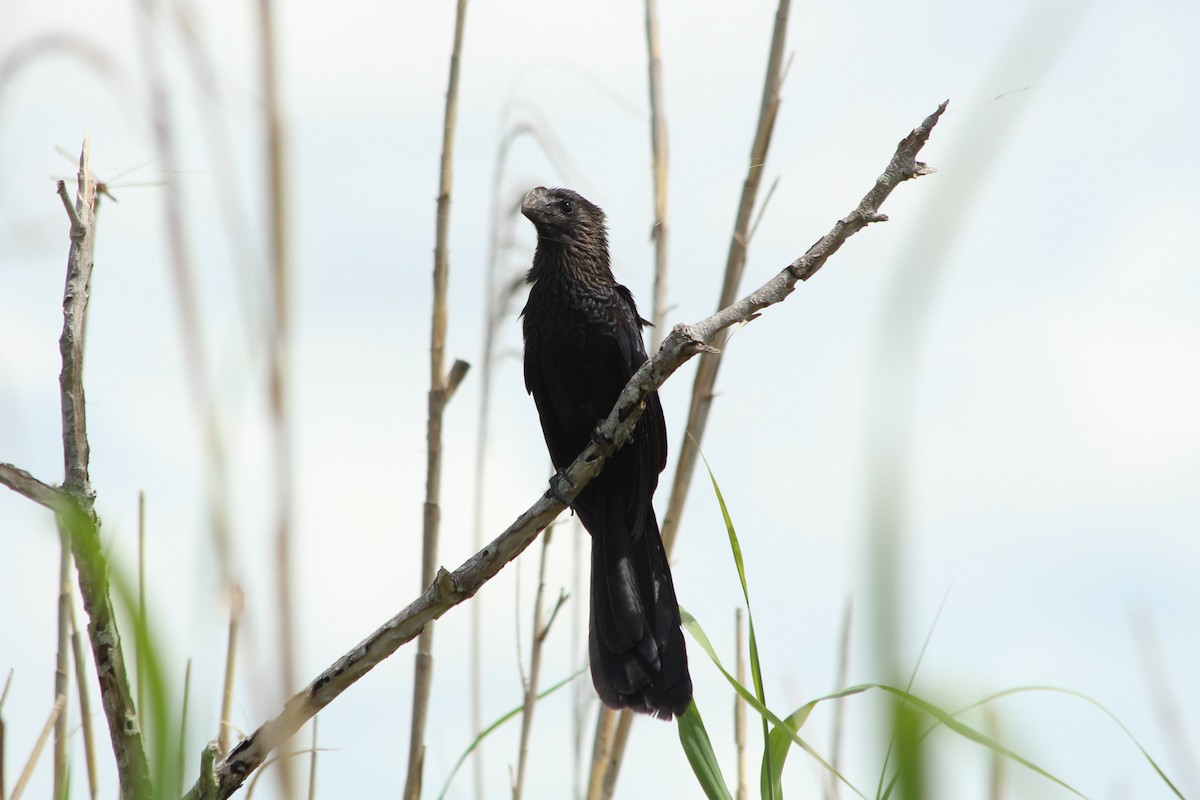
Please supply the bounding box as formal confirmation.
[0,463,66,511]
[180,101,945,800]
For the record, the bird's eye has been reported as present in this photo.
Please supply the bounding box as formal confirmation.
[560,200,574,214]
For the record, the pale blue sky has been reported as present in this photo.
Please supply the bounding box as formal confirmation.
[2,0,1198,797]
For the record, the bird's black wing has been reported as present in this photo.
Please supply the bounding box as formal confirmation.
[610,283,668,538]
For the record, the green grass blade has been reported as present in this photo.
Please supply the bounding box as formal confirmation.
[761,703,815,799]
[681,608,866,799]
[63,507,181,800]
[695,446,777,797]
[677,700,734,800]
[863,684,1085,799]
[435,667,585,800]
[955,686,1185,799]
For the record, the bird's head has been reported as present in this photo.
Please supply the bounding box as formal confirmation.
[521,186,607,249]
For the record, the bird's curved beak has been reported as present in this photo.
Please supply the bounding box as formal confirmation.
[521,186,551,222]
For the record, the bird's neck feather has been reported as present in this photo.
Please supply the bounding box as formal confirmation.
[528,236,614,294]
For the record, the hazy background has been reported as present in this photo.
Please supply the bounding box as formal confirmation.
[2,0,1198,797]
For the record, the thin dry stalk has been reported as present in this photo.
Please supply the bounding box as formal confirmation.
[1,669,12,799]
[255,0,297,796]
[644,0,670,349]
[133,0,234,587]
[598,711,634,800]
[404,1,471,798]
[572,519,586,799]
[585,709,615,800]
[597,1,791,790]
[512,528,558,800]
[9,695,65,800]
[825,599,852,800]
[306,718,319,800]
[735,608,747,800]
[659,0,790,554]
[54,523,72,800]
[180,99,945,799]
[1132,611,1200,794]
[471,158,532,800]
[69,606,100,800]
[219,585,244,755]
[179,659,194,797]
[57,139,154,799]
[137,491,146,716]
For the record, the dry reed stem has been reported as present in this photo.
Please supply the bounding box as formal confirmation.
[307,718,319,800]
[645,0,670,350]
[599,711,634,800]
[53,523,71,800]
[598,0,792,789]
[219,585,244,756]
[8,696,65,800]
[659,0,790,553]
[736,608,747,800]
[57,139,154,799]
[255,0,297,795]
[585,708,615,800]
[825,599,852,800]
[512,528,556,800]
[132,0,230,587]
[0,669,10,800]
[404,1,471,798]
[137,491,146,717]
[69,606,100,799]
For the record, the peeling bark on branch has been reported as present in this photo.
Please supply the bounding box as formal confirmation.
[181,101,945,800]
[59,140,154,800]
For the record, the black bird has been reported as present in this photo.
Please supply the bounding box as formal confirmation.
[520,186,692,720]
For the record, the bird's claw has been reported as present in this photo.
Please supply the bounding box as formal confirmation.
[591,425,614,451]
[549,471,575,507]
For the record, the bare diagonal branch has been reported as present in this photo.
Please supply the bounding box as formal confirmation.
[0,464,67,510]
[182,101,946,800]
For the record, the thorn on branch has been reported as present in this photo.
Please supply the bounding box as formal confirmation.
[56,181,85,235]
[433,567,458,599]
[536,590,569,643]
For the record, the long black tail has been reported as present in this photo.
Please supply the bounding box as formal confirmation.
[584,496,692,720]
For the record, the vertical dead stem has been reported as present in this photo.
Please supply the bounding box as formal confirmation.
[404,2,470,798]
[735,608,747,800]
[645,0,670,350]
[219,585,244,755]
[256,0,298,796]
[53,523,71,800]
[69,607,100,799]
[659,0,790,554]
[585,709,615,800]
[596,1,791,792]
[512,529,556,800]
[137,490,146,717]
[57,140,153,800]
